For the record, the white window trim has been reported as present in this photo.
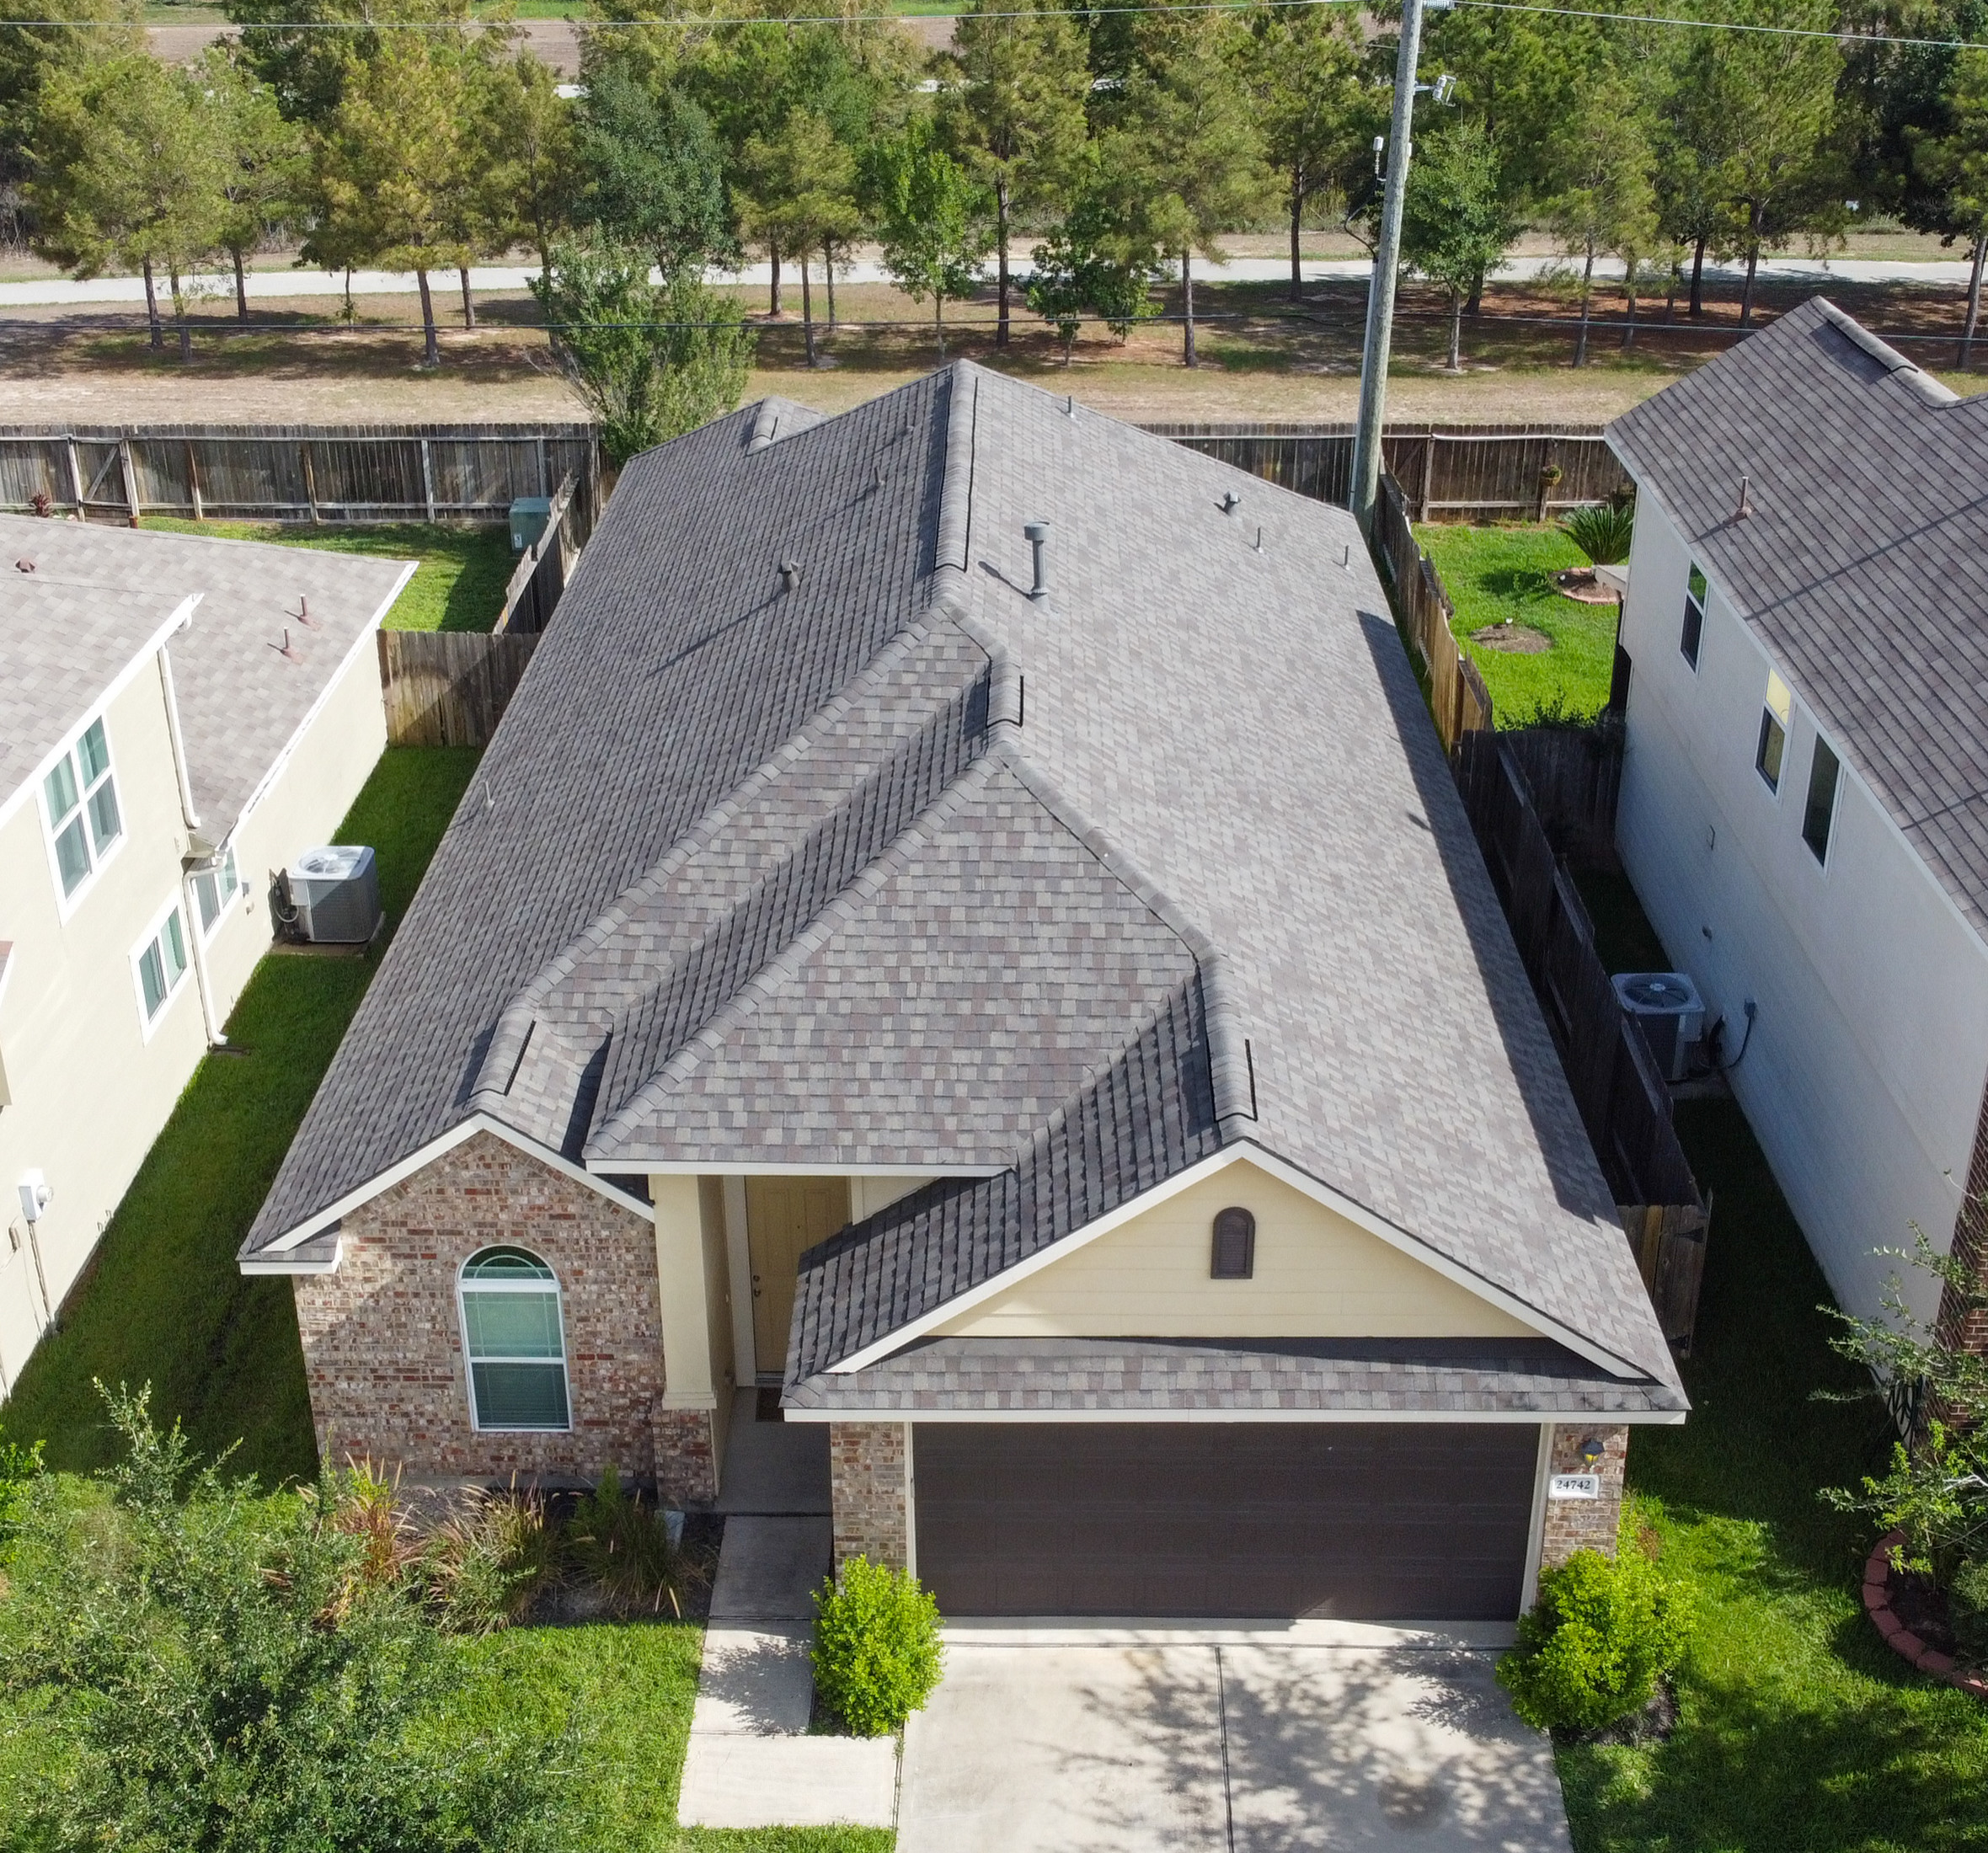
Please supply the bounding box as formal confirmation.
[1802,730,1841,873]
[457,1249,573,1434]
[41,713,127,924]
[191,843,243,943]
[129,889,193,1043]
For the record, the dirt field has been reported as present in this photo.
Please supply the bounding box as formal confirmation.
[1,270,1975,428]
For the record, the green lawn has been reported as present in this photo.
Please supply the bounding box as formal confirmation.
[1563,871,1988,1852]
[436,1625,894,1853]
[1415,522,1618,728]
[139,518,515,633]
[0,747,481,1486]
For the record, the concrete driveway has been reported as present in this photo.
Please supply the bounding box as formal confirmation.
[898,1624,1572,1853]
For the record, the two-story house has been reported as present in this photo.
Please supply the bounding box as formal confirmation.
[1607,297,1988,1339]
[0,517,412,1391]
[241,366,1683,1622]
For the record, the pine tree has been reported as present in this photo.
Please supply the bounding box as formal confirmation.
[1401,120,1514,371]
[201,50,307,319]
[1910,47,1988,366]
[942,0,1089,346]
[1546,70,1657,366]
[737,106,860,367]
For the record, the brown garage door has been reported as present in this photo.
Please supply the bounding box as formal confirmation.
[912,1423,1539,1619]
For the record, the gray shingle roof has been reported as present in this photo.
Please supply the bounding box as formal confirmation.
[785,1334,1686,1417]
[1607,297,1988,936]
[243,364,1679,1400]
[0,515,410,841]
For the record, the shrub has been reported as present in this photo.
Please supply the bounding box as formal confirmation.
[425,1482,560,1634]
[323,1458,421,1615]
[1951,1557,1988,1660]
[811,1556,943,1737]
[0,1423,44,1562]
[1558,499,1635,566]
[567,1466,694,1618]
[1496,1543,1689,1734]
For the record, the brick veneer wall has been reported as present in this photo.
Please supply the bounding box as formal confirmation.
[829,1422,909,1573]
[294,1131,680,1488]
[1936,1073,1988,1359]
[1539,1423,1627,1567]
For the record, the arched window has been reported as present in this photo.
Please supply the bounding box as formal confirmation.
[458,1247,570,1431]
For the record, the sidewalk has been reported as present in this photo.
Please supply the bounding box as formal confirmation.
[676,1391,897,1832]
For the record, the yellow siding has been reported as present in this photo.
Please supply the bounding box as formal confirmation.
[932,1161,1538,1339]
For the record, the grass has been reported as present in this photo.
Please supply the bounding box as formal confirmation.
[434,1624,895,1853]
[1561,869,1988,1852]
[0,747,480,1487]
[1416,521,1620,727]
[138,518,515,632]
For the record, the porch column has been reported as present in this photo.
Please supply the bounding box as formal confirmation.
[1536,1423,1628,1574]
[650,1174,723,1503]
[829,1421,913,1575]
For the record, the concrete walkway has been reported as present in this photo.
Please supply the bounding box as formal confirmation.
[899,1622,1570,1853]
[676,1391,896,1832]
[3,251,1978,312]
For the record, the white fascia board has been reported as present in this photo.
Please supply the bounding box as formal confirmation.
[230,559,416,837]
[239,1231,344,1276]
[251,1112,655,1261]
[602,1160,1003,1178]
[826,1140,1654,1383]
[783,1405,1686,1426]
[0,597,199,833]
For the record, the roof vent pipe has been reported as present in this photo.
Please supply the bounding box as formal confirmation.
[1735,475,1753,520]
[1023,520,1050,601]
[1220,490,1241,516]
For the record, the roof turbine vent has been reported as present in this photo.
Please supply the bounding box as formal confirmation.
[1023,520,1050,601]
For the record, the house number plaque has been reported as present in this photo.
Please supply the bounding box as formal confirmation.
[1548,1473,1601,1500]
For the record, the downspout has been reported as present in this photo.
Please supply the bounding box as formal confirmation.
[157,627,228,1048]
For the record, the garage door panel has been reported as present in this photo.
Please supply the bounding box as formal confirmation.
[912,1422,1537,1620]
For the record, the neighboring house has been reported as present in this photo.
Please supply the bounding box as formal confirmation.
[0,517,412,1391]
[242,366,1683,1622]
[1607,297,1988,1341]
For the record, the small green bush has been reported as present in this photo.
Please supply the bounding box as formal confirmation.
[568,1465,694,1619]
[1558,499,1635,566]
[0,1424,44,1562]
[1496,1544,1689,1734]
[1951,1557,1988,1661]
[811,1557,943,1737]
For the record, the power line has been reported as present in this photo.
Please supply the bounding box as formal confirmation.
[5,0,1987,50]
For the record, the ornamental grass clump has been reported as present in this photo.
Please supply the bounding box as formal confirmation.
[810,1556,943,1737]
[1558,499,1636,566]
[1496,1540,1689,1734]
[567,1466,695,1619]
[424,1481,561,1634]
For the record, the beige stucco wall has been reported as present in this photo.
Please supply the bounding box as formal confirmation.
[203,629,388,1023]
[933,1161,1539,1340]
[0,664,208,1386]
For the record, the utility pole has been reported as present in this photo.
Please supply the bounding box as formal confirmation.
[1349,0,1449,536]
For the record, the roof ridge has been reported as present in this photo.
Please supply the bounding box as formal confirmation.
[584,748,1008,1161]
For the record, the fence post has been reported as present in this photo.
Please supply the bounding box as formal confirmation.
[65,436,83,515]
[1419,428,1435,520]
[118,437,140,527]
[301,443,321,522]
[185,441,204,521]
[420,438,436,523]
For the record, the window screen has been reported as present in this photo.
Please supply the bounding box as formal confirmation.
[1803,740,1841,863]
[460,1247,569,1430]
[1681,566,1707,670]
[1210,1207,1257,1280]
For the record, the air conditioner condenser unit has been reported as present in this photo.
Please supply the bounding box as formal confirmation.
[1612,970,1707,1083]
[286,846,382,945]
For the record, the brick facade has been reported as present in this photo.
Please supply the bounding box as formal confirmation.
[1936,1072,1988,1359]
[294,1131,684,1490]
[829,1421,911,1573]
[1539,1423,1628,1568]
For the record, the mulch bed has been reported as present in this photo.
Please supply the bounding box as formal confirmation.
[1472,622,1552,654]
[1551,568,1619,605]
[1863,1528,1988,1700]
[1562,1678,1681,1748]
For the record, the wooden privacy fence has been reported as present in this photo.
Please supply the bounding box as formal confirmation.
[1138,420,1632,521]
[1453,728,1710,1353]
[378,630,539,748]
[1373,473,1494,749]
[1499,718,1626,865]
[0,423,602,541]
[495,472,580,636]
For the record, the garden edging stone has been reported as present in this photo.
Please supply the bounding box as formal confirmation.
[1862,1528,1988,1701]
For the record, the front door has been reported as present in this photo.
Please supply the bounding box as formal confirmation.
[746,1177,851,1377]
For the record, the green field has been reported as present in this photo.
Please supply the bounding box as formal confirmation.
[140,517,514,633]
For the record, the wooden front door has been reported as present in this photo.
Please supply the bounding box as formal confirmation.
[746,1177,851,1376]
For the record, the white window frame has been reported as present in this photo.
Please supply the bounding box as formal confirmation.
[190,842,242,943]
[1756,669,1793,798]
[130,889,193,1041]
[40,713,126,920]
[457,1247,573,1434]
[1681,563,1708,671]
[1802,734,1842,868]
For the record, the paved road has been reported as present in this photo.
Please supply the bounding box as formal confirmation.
[3,249,1976,313]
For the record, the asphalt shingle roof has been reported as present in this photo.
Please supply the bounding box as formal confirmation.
[244,365,1680,1402]
[0,515,410,841]
[1607,297,1988,935]
[784,1334,1686,1416]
